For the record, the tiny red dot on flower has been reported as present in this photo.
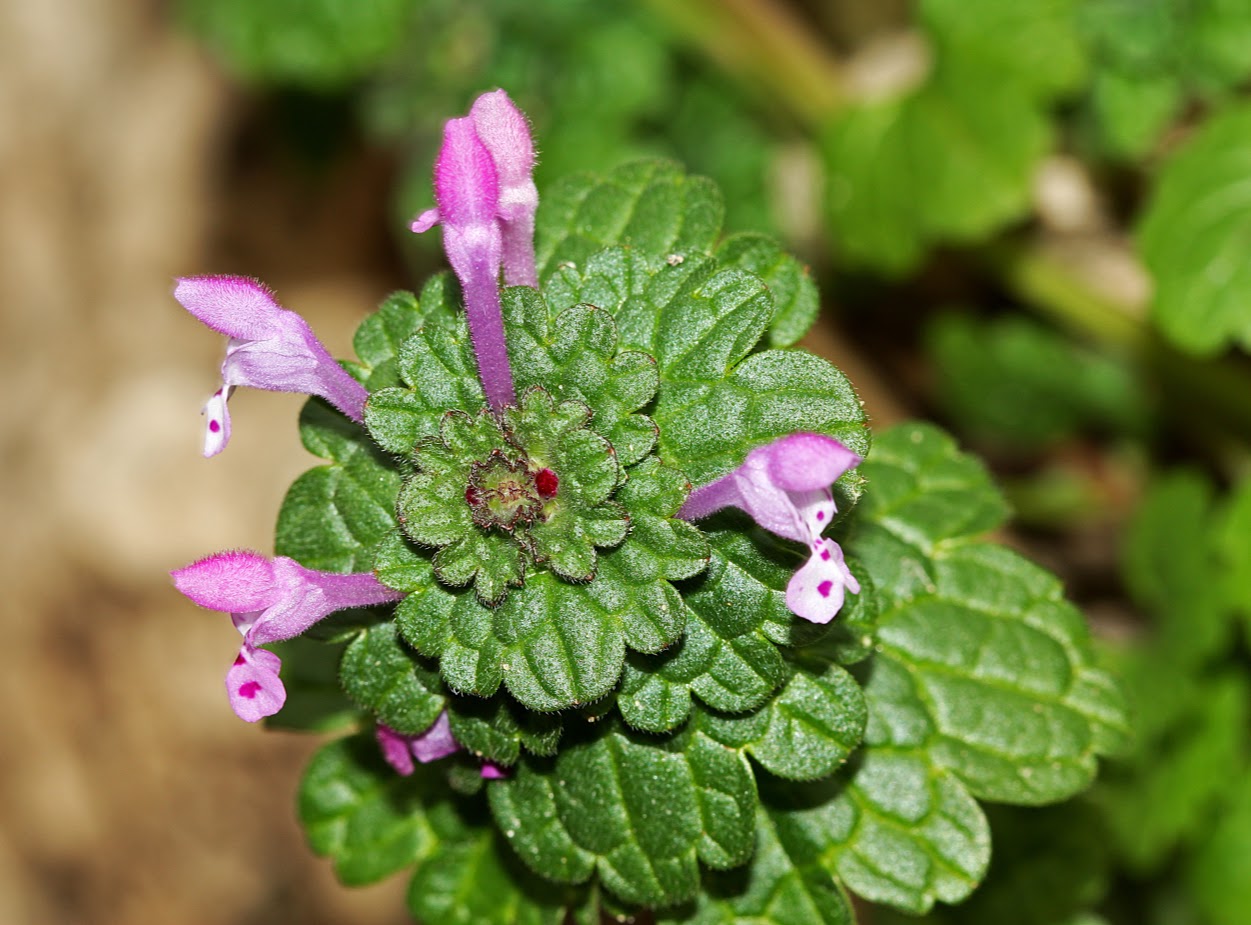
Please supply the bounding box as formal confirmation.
[817,580,834,598]
[535,468,559,499]
[820,548,831,561]
[816,510,826,521]
[233,654,247,666]
[238,681,262,699]
[209,420,221,433]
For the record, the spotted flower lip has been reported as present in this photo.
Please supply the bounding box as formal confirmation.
[171,550,402,722]
[376,713,508,780]
[174,276,369,457]
[678,433,862,624]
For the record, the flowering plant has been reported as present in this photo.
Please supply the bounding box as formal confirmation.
[172,92,1125,923]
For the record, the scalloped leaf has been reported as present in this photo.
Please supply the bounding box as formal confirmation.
[715,232,820,348]
[298,734,449,887]
[275,400,402,572]
[445,692,563,765]
[406,827,570,925]
[339,622,446,735]
[543,246,775,387]
[346,289,426,390]
[502,288,659,466]
[536,160,724,278]
[696,662,868,781]
[489,723,757,908]
[365,281,487,455]
[662,807,855,925]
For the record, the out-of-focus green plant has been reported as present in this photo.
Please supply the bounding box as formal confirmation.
[177,1,1251,922]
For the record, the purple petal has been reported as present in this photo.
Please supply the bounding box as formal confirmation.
[785,539,859,624]
[178,276,368,431]
[410,711,461,763]
[410,207,441,234]
[434,117,500,229]
[376,724,416,776]
[762,433,861,492]
[175,276,285,341]
[201,387,232,458]
[226,644,286,722]
[470,90,538,287]
[479,761,508,780]
[245,559,403,647]
[470,91,535,193]
[172,550,280,612]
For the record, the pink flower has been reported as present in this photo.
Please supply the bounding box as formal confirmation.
[679,433,862,624]
[376,713,509,780]
[411,90,540,410]
[174,276,369,456]
[172,551,402,722]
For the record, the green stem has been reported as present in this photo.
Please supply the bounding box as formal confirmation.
[642,0,846,127]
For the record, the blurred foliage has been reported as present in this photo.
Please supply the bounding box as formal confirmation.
[177,0,1251,923]
[927,313,1149,449]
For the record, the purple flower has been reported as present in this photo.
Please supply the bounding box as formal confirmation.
[679,433,862,624]
[376,713,509,780]
[172,550,402,722]
[174,275,369,457]
[469,90,539,288]
[412,90,540,410]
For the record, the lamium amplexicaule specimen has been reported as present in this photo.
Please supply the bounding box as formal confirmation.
[172,90,859,766]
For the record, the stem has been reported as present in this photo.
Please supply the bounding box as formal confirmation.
[461,261,518,411]
[642,0,846,127]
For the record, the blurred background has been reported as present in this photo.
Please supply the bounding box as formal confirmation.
[3,1,1251,923]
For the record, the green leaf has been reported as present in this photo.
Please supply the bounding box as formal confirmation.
[773,745,990,915]
[536,160,724,278]
[177,0,414,89]
[1188,773,1251,925]
[298,733,444,887]
[1122,470,1231,666]
[823,58,1050,275]
[1097,656,1249,872]
[365,282,487,455]
[340,622,446,735]
[927,312,1149,449]
[445,692,563,765]
[545,247,775,385]
[1138,103,1251,355]
[407,827,569,925]
[1079,0,1251,157]
[663,807,855,925]
[656,349,870,487]
[619,536,790,732]
[921,0,1087,101]
[697,662,867,781]
[489,723,757,907]
[851,424,1127,804]
[275,402,401,572]
[716,233,820,348]
[348,289,425,390]
[873,801,1110,925]
[501,290,659,465]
